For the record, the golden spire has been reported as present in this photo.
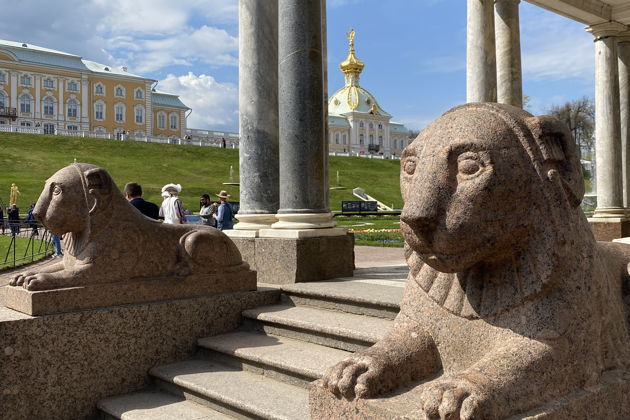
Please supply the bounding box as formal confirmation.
[340,28,364,87]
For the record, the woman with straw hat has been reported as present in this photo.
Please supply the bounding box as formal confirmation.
[213,190,233,230]
[159,183,187,224]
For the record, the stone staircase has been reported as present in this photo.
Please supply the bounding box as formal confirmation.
[97,265,407,420]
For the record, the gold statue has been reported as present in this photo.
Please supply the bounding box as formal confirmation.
[9,183,20,206]
[347,28,356,49]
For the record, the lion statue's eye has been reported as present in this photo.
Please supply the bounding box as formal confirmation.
[53,185,62,195]
[458,159,481,176]
[403,159,417,175]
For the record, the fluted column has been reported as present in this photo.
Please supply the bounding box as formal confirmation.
[467,0,497,102]
[494,0,522,107]
[619,32,630,209]
[271,0,334,230]
[587,22,626,218]
[234,0,280,231]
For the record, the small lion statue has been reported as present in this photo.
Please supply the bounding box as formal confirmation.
[10,163,245,291]
[318,103,630,419]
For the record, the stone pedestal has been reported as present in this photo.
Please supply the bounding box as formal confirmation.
[309,370,630,419]
[3,265,256,315]
[588,217,630,241]
[229,233,355,284]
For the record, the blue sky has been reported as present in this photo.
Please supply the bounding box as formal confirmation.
[0,0,594,132]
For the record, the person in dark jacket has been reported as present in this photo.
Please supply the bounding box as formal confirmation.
[7,204,20,235]
[124,182,160,220]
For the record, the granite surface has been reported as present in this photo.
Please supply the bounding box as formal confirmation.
[315,103,630,418]
[232,234,355,284]
[0,289,279,420]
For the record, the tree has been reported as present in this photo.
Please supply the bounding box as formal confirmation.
[546,97,595,161]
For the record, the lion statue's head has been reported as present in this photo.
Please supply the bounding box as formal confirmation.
[33,163,120,255]
[401,103,590,318]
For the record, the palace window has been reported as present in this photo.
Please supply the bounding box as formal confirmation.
[393,139,398,149]
[19,94,32,113]
[359,134,364,145]
[135,105,144,124]
[359,121,364,128]
[114,103,125,123]
[343,134,347,145]
[43,78,54,89]
[20,121,32,127]
[369,122,373,129]
[369,134,374,144]
[67,81,78,92]
[20,75,32,86]
[378,123,383,129]
[43,97,55,116]
[135,88,143,100]
[114,86,125,97]
[94,126,106,134]
[67,99,78,118]
[94,83,104,95]
[43,123,55,134]
[169,113,178,130]
[67,125,78,131]
[0,71,6,84]
[378,135,383,146]
[94,101,104,120]
[157,112,166,129]
[335,133,340,144]
[0,91,6,108]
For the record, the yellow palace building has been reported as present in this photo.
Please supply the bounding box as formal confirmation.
[0,39,189,140]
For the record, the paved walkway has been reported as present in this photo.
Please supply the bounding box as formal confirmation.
[354,245,406,268]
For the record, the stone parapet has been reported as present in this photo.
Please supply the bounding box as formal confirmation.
[0,289,279,420]
[588,217,630,241]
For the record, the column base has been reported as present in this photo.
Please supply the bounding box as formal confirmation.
[259,227,347,239]
[233,213,278,232]
[588,217,630,241]
[271,212,336,229]
[592,207,627,218]
[229,233,355,284]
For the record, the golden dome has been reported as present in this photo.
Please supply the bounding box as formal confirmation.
[339,29,364,83]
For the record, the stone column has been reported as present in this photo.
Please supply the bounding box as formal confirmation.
[271,0,335,230]
[467,0,497,103]
[494,0,522,107]
[233,0,280,232]
[587,22,626,218]
[619,32,630,209]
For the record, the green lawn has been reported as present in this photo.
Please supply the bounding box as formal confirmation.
[0,235,52,270]
[0,132,402,212]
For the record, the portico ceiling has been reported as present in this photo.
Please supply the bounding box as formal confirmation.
[525,0,630,26]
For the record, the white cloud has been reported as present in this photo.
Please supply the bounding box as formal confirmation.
[159,72,238,131]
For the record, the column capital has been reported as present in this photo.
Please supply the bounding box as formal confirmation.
[618,30,630,43]
[586,21,627,39]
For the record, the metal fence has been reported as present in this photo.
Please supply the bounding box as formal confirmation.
[0,221,54,270]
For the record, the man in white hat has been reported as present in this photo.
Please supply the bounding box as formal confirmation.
[213,190,233,230]
[159,183,186,224]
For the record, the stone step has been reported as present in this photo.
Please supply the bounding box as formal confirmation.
[150,359,309,420]
[269,265,407,320]
[98,390,232,420]
[197,330,352,388]
[242,304,393,352]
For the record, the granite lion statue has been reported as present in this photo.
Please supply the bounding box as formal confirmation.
[10,163,245,291]
[319,103,630,419]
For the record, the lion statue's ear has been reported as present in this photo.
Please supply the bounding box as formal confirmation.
[524,115,584,208]
[84,167,112,214]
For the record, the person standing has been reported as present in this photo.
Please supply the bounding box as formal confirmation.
[199,194,218,227]
[51,234,63,258]
[124,182,160,219]
[213,190,233,230]
[0,204,4,235]
[159,183,186,224]
[7,204,20,235]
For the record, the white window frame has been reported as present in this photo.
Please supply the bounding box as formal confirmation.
[67,124,79,131]
[67,99,79,118]
[114,85,125,98]
[343,134,347,145]
[134,88,144,100]
[169,113,178,130]
[0,90,7,108]
[134,104,144,124]
[19,74,32,86]
[94,100,105,121]
[157,111,166,129]
[19,93,33,114]
[20,121,32,127]
[359,133,364,145]
[94,83,104,95]
[67,81,79,92]
[43,96,55,116]
[114,102,125,123]
[335,133,340,144]
[0,70,7,84]
[43,78,55,89]
[94,126,106,134]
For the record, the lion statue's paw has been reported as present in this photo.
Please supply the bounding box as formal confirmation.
[418,375,485,420]
[20,273,65,291]
[320,354,387,399]
[9,272,35,287]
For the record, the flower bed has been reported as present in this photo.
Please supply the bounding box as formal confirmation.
[349,228,404,247]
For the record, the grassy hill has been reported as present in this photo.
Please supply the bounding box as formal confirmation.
[0,132,402,211]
